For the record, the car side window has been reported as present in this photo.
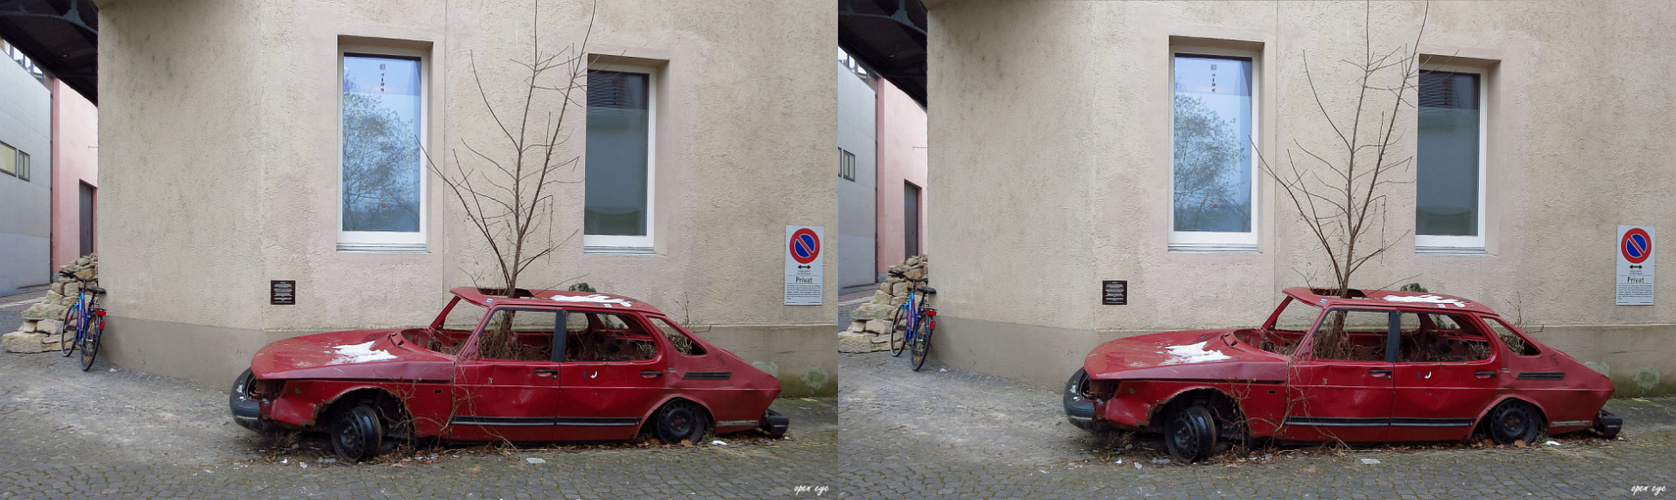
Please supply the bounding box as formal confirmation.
[1397,311,1491,362]
[1484,317,1542,356]
[563,312,658,362]
[1310,309,1391,361]
[475,309,562,362]
[650,317,707,356]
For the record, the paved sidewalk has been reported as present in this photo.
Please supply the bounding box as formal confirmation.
[839,350,1676,499]
[0,350,838,498]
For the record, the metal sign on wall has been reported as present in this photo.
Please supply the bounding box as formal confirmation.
[270,280,296,305]
[784,226,824,306]
[1616,225,1655,306]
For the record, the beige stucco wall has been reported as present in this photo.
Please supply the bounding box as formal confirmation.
[96,0,836,394]
[927,0,1676,393]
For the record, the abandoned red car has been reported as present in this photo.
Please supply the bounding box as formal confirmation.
[1064,287,1621,462]
[230,287,788,461]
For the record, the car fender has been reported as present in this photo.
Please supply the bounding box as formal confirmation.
[1471,394,1550,431]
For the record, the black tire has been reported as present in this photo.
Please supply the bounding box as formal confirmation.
[78,316,102,371]
[654,400,710,445]
[889,305,910,356]
[1486,399,1543,446]
[60,303,79,356]
[909,312,934,372]
[1165,406,1218,462]
[331,405,384,462]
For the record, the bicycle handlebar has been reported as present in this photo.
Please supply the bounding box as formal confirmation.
[57,270,97,283]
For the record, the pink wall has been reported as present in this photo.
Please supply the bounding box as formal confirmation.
[874,78,928,272]
[50,78,98,269]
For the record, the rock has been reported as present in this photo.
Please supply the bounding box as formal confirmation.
[50,282,63,295]
[63,283,80,299]
[847,320,868,333]
[45,291,64,305]
[2,331,50,353]
[851,303,892,321]
[19,321,36,333]
[904,268,925,280]
[865,319,891,334]
[74,269,95,280]
[35,319,62,335]
[838,331,874,353]
[879,282,891,293]
[871,291,892,303]
[21,303,62,321]
[75,256,89,266]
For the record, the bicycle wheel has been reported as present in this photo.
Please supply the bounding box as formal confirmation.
[910,312,934,371]
[80,315,103,372]
[60,301,81,356]
[888,304,912,356]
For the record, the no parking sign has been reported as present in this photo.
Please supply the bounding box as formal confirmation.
[784,226,824,306]
[1616,225,1655,306]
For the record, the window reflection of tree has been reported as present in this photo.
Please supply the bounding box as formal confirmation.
[1173,94,1250,232]
[342,91,421,232]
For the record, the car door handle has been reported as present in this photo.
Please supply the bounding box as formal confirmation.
[1367,369,1392,377]
[533,368,558,378]
[641,370,663,378]
[1474,371,1496,379]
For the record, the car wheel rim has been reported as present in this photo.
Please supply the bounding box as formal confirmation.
[1491,402,1537,444]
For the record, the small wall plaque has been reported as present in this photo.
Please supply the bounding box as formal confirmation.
[1102,280,1127,305]
[271,280,296,305]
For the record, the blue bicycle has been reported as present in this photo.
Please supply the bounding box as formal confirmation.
[57,270,107,371]
[886,271,937,371]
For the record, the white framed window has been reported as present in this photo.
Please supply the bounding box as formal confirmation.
[1169,48,1259,251]
[338,46,428,252]
[583,62,658,252]
[15,150,27,181]
[1415,65,1487,252]
[0,141,15,178]
[839,148,856,181]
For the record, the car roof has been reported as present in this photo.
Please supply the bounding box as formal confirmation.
[449,286,666,315]
[1281,286,1496,315]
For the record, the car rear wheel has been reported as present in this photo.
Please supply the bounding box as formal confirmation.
[1486,399,1543,446]
[1165,406,1218,462]
[331,405,384,462]
[654,400,710,445]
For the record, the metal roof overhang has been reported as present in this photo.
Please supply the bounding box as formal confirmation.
[838,0,926,107]
[0,0,98,104]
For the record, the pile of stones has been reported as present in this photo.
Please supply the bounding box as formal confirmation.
[838,254,928,353]
[2,254,98,354]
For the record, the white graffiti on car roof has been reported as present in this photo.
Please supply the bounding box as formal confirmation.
[550,294,634,308]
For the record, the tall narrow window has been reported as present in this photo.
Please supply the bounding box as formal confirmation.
[1171,53,1257,249]
[1416,70,1485,250]
[0,141,15,178]
[839,148,856,181]
[585,68,655,250]
[904,182,921,257]
[15,151,26,181]
[340,51,425,251]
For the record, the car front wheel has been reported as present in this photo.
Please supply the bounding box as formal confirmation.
[1165,406,1218,462]
[331,405,384,462]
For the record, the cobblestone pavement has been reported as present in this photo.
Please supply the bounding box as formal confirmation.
[839,351,1676,498]
[0,350,837,498]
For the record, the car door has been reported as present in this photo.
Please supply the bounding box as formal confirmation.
[448,307,565,442]
[1389,311,1501,441]
[554,310,670,441]
[1283,309,1398,443]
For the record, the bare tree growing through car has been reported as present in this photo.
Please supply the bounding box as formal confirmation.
[1259,3,1429,305]
[421,4,596,359]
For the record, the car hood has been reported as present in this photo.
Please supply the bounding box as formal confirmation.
[1083,329,1286,383]
[250,329,453,381]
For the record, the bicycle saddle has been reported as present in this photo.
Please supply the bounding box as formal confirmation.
[916,286,936,294]
[86,286,106,294]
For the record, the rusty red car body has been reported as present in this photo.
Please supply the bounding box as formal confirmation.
[1064,287,1621,461]
[231,287,786,460]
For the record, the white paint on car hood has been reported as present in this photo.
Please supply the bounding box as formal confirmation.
[1160,341,1232,365]
[331,341,398,365]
